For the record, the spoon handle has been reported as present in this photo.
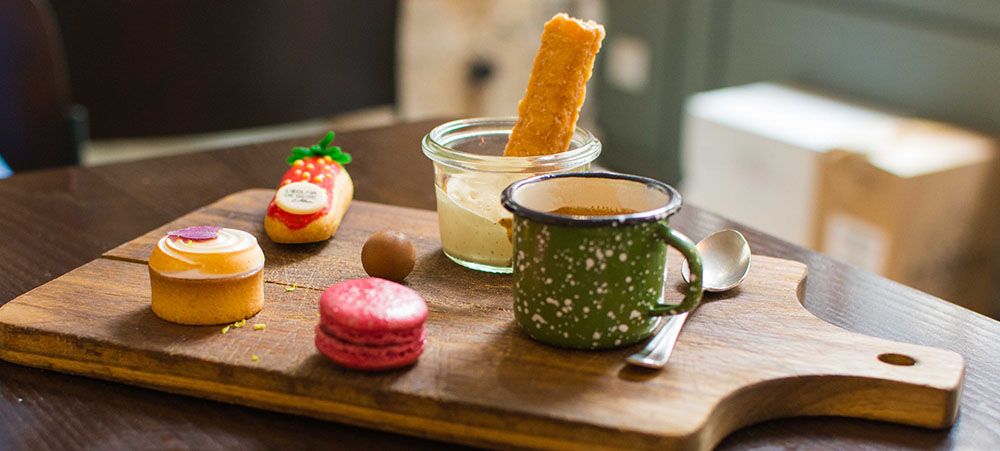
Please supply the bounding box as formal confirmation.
[625,312,689,369]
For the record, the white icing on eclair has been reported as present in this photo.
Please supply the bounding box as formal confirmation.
[275,181,327,215]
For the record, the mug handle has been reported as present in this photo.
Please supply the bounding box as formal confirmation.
[648,223,703,316]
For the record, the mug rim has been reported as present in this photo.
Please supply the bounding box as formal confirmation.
[501,172,682,227]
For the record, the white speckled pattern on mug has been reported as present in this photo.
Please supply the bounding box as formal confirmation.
[512,220,668,349]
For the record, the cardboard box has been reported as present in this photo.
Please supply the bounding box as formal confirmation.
[816,123,1000,315]
[681,83,1000,315]
[681,83,901,248]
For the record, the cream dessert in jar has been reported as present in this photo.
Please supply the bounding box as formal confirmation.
[422,118,600,273]
[148,226,265,325]
[435,172,523,269]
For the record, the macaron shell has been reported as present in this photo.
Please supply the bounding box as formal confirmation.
[319,278,428,332]
[315,325,425,371]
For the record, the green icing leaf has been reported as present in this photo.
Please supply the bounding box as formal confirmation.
[285,131,352,166]
[331,151,351,164]
[318,132,335,149]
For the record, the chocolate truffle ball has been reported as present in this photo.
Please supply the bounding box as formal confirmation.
[361,230,416,282]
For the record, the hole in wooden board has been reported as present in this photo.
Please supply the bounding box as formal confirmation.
[878,353,916,366]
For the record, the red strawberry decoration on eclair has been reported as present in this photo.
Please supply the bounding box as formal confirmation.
[265,132,354,243]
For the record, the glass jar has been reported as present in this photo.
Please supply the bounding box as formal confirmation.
[422,117,602,273]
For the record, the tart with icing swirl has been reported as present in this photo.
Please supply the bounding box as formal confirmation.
[148,226,265,325]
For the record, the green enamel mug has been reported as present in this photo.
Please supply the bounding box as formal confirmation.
[501,172,703,349]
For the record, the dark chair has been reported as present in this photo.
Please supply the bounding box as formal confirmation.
[0,0,84,172]
[50,0,398,140]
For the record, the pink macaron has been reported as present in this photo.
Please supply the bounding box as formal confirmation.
[315,277,428,370]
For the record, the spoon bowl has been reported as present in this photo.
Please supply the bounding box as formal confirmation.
[682,229,751,292]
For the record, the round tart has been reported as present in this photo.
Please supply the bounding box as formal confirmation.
[148,226,265,325]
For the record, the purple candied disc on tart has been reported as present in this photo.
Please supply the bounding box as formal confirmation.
[167,226,223,241]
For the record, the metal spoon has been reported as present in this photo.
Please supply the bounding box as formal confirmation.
[626,229,751,369]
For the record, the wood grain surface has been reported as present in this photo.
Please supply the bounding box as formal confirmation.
[0,189,966,450]
[0,120,998,450]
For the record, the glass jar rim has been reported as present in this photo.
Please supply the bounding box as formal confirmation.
[421,117,601,173]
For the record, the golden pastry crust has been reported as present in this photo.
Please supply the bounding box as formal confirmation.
[150,268,263,325]
[504,13,605,157]
[265,169,353,244]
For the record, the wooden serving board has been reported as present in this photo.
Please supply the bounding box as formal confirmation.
[0,189,964,450]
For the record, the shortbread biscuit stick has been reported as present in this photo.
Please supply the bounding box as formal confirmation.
[504,13,605,157]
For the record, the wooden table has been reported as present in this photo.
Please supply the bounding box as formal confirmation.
[1,120,998,449]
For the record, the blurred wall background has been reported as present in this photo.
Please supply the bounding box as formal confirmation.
[397,0,602,128]
[593,0,1000,185]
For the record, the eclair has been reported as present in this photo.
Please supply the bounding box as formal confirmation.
[265,132,354,243]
